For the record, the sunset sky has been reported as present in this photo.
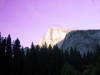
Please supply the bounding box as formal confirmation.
[0,0,100,46]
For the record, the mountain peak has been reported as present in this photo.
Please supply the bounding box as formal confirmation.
[39,27,70,47]
[39,27,100,54]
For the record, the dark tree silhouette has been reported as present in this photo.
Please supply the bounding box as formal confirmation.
[0,33,100,75]
[13,38,21,75]
[6,35,12,75]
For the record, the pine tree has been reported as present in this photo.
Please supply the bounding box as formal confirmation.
[30,42,35,55]
[0,38,7,75]
[6,35,12,75]
[13,38,21,75]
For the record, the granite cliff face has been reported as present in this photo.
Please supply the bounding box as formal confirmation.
[62,30,100,54]
[40,27,100,54]
[39,27,70,48]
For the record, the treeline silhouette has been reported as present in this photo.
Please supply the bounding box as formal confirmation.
[0,33,100,75]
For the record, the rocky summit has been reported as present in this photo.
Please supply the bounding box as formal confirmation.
[39,27,70,48]
[40,27,100,54]
[62,30,100,54]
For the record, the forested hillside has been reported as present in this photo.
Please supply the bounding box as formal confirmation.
[0,33,100,75]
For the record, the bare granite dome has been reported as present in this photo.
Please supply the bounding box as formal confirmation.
[62,30,100,54]
[39,27,70,48]
[40,27,100,54]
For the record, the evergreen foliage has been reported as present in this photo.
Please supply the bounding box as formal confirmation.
[0,33,100,75]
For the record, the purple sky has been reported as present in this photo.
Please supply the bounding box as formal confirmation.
[0,0,100,47]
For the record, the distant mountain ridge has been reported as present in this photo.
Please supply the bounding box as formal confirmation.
[39,27,100,54]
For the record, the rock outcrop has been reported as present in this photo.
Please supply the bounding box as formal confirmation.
[62,30,100,54]
[39,27,70,48]
[40,27,100,54]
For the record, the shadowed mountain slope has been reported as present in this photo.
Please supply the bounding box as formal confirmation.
[62,30,100,54]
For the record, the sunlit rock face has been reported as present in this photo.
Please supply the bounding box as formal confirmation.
[39,27,70,48]
[62,30,100,54]
[40,27,100,54]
